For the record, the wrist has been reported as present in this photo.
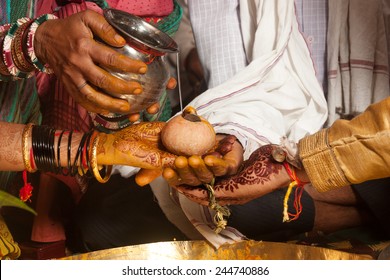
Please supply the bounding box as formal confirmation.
[95,132,115,165]
[281,162,310,222]
[279,166,293,188]
[295,167,309,183]
[33,22,44,64]
[30,14,58,73]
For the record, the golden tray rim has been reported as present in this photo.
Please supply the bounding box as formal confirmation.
[61,240,373,260]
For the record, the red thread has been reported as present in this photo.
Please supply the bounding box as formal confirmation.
[282,162,308,221]
[19,170,33,202]
[81,139,88,170]
[29,148,36,171]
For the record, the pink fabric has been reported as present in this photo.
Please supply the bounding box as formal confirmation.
[113,0,173,16]
[35,0,57,16]
[36,0,174,16]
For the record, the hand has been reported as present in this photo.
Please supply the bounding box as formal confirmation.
[173,144,293,206]
[34,10,147,115]
[129,77,177,122]
[162,134,244,186]
[96,122,176,169]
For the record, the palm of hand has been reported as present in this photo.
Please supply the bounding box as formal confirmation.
[162,135,242,186]
[175,145,285,206]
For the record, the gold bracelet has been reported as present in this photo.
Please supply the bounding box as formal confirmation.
[90,133,112,183]
[11,20,35,73]
[22,123,37,173]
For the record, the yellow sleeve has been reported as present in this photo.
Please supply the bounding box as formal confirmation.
[298,97,390,192]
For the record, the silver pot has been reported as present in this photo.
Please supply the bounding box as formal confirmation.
[102,8,179,114]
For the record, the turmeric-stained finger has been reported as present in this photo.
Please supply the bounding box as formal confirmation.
[215,135,237,155]
[128,113,140,123]
[203,155,230,176]
[188,155,214,183]
[135,168,162,187]
[145,102,160,115]
[162,167,182,186]
[166,77,177,90]
[174,156,189,169]
[220,139,244,174]
[175,156,201,186]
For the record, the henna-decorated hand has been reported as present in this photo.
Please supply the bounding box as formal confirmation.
[96,122,176,170]
[174,144,294,206]
[35,10,148,115]
[162,134,244,186]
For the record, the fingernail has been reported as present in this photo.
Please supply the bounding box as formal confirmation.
[139,66,147,74]
[133,88,142,95]
[128,114,140,122]
[120,104,130,112]
[114,34,126,44]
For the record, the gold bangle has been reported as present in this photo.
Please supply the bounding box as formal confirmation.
[22,123,37,173]
[11,20,35,73]
[90,133,112,183]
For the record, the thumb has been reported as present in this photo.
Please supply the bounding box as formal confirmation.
[83,10,126,47]
[135,169,162,187]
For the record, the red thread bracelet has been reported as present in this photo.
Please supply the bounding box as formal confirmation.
[282,162,308,222]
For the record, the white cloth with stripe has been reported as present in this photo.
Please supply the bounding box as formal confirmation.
[150,0,328,248]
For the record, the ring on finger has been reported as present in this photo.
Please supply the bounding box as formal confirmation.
[77,81,88,90]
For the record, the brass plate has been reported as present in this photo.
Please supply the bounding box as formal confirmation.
[62,240,372,260]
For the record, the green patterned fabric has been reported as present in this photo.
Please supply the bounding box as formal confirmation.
[142,0,182,122]
[0,0,35,24]
[0,79,41,191]
[153,0,183,36]
[10,0,34,21]
[0,0,41,260]
[0,0,41,190]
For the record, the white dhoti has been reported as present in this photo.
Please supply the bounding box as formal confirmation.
[148,0,328,248]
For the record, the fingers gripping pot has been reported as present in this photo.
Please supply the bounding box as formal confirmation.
[90,8,179,131]
[161,107,230,234]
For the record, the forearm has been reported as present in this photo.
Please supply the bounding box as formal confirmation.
[0,122,25,171]
[298,98,390,192]
[0,122,84,172]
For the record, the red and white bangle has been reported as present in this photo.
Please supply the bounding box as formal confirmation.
[26,14,58,74]
[2,17,33,79]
